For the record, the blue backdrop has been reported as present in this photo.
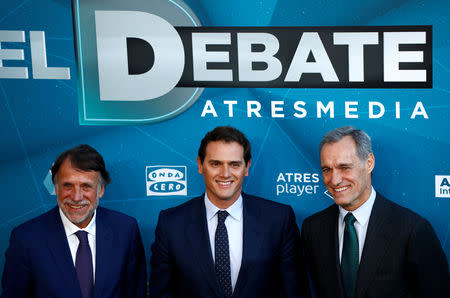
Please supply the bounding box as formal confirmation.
[1,0,449,286]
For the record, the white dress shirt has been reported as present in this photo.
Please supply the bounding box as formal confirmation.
[59,208,97,282]
[338,186,376,263]
[204,194,243,291]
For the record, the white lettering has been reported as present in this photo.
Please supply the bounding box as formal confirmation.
[285,32,339,82]
[384,32,426,82]
[237,33,282,81]
[192,33,232,81]
[333,32,378,82]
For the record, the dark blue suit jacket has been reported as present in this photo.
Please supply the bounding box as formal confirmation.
[301,194,450,298]
[1,206,147,298]
[149,193,311,298]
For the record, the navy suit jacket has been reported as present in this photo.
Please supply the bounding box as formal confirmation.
[1,206,147,298]
[149,193,311,298]
[301,193,450,298]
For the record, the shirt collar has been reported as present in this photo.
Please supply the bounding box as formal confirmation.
[59,207,97,237]
[339,186,376,226]
[204,193,243,222]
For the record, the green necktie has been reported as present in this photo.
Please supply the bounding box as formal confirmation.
[341,213,359,298]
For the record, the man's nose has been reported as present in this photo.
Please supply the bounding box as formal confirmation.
[330,171,342,186]
[72,187,84,201]
[219,164,230,177]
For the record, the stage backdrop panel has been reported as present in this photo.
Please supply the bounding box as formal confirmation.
[0,0,449,287]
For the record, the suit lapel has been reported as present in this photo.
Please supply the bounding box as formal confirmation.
[93,207,114,298]
[45,207,82,298]
[355,194,394,298]
[186,197,222,297]
[327,205,347,298]
[232,194,264,297]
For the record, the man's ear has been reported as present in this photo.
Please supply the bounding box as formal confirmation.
[197,156,203,174]
[245,159,251,176]
[98,184,105,198]
[366,153,375,174]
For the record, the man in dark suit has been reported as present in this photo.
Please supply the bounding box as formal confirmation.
[1,144,147,298]
[149,126,310,298]
[301,126,450,298]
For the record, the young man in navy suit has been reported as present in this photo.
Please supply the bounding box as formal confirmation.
[1,145,147,298]
[301,126,450,298]
[149,126,311,298]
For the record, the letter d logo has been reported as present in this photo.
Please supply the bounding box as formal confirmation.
[95,11,184,101]
[72,0,202,125]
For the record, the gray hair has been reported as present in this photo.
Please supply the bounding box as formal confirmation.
[319,126,372,160]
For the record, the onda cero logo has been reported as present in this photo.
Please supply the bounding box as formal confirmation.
[146,166,187,196]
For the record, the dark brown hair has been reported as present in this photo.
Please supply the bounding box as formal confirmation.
[198,126,251,165]
[51,144,111,186]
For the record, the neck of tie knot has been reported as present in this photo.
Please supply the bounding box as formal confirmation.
[217,210,229,225]
[344,213,356,226]
[75,230,89,245]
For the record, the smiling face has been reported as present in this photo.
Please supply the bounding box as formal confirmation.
[197,141,250,209]
[56,158,104,228]
[320,136,374,211]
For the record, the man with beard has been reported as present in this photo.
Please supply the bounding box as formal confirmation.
[1,144,147,298]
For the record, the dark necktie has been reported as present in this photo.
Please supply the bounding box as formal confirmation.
[215,210,232,298]
[341,213,359,298]
[75,230,93,298]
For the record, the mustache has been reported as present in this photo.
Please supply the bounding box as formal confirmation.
[63,200,90,206]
